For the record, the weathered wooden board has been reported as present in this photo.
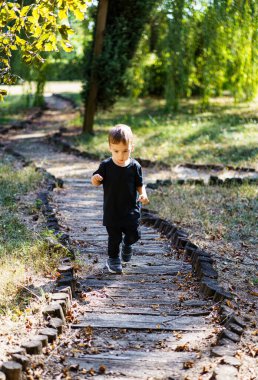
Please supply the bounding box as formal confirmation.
[67,351,197,379]
[81,297,184,307]
[82,279,180,288]
[73,313,208,330]
[82,273,186,282]
[82,306,210,317]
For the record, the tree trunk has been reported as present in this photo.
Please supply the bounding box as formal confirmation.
[82,0,109,134]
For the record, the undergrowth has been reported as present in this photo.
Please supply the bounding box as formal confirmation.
[0,155,65,314]
[149,183,257,246]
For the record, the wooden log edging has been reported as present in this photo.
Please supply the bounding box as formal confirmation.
[48,127,258,175]
[146,175,258,189]
[1,145,73,257]
[1,258,76,380]
[141,208,248,379]
[178,162,256,173]
[0,108,44,136]
[0,149,78,379]
[47,131,171,169]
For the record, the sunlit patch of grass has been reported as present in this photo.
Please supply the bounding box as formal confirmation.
[0,161,42,208]
[67,96,258,167]
[0,94,29,125]
[0,236,67,313]
[149,183,257,246]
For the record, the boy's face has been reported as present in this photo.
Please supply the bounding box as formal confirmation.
[109,141,134,167]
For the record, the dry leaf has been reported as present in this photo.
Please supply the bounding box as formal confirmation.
[250,290,258,297]
[175,343,190,352]
[183,360,194,369]
[87,367,95,376]
[98,365,106,374]
[225,299,234,308]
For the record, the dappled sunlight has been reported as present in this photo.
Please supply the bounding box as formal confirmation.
[64,95,258,168]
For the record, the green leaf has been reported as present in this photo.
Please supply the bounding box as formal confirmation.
[60,40,73,52]
[20,5,30,17]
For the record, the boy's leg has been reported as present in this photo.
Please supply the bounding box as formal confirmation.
[105,226,123,274]
[121,224,141,262]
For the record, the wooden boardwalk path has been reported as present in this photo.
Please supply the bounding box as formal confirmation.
[52,176,215,379]
[3,103,218,379]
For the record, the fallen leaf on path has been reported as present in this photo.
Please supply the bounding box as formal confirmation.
[183,360,194,369]
[175,343,189,351]
[69,364,79,371]
[173,332,182,340]
[226,299,234,308]
[98,365,106,374]
[87,367,95,376]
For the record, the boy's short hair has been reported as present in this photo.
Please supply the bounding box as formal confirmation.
[108,124,133,145]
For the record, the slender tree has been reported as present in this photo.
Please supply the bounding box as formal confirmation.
[83,0,108,134]
[82,0,159,133]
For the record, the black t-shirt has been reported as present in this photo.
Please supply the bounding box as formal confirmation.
[93,158,143,226]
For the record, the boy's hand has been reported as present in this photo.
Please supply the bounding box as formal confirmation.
[91,174,103,186]
[138,194,150,205]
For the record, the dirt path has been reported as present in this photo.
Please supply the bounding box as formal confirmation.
[1,97,254,379]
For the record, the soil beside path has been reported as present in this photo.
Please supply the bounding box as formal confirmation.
[1,97,256,379]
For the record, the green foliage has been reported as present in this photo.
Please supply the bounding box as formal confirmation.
[82,0,159,109]
[0,0,88,99]
[162,0,257,107]
[125,0,258,108]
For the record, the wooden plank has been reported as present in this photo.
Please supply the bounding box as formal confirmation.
[82,273,187,282]
[73,314,208,330]
[83,306,210,317]
[85,290,177,298]
[71,350,197,362]
[116,267,188,275]
[67,352,196,379]
[81,297,180,306]
[81,279,179,288]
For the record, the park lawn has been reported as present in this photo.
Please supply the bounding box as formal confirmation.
[68,96,258,168]
[0,155,63,313]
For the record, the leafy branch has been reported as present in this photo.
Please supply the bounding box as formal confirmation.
[0,0,88,100]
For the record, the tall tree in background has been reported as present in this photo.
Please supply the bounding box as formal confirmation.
[82,0,159,133]
[83,0,108,134]
[165,0,185,111]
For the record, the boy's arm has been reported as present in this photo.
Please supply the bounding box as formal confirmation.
[137,185,149,205]
[91,174,103,186]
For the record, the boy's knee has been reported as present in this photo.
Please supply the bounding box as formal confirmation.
[124,226,141,245]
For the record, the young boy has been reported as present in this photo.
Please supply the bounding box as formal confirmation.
[91,124,149,274]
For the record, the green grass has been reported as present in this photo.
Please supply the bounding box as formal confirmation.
[149,183,257,246]
[67,96,258,167]
[0,94,30,125]
[0,155,42,258]
[61,92,82,107]
[0,156,64,312]
[0,160,42,208]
